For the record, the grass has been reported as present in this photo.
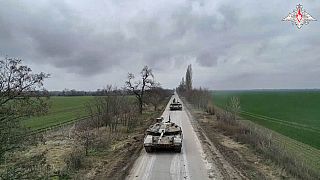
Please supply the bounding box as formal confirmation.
[213,90,320,150]
[22,96,94,130]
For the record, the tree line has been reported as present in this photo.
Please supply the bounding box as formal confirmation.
[177,64,215,115]
[0,56,170,178]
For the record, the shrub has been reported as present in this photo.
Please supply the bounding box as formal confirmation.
[64,149,84,171]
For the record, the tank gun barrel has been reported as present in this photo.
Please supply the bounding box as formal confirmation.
[158,129,165,143]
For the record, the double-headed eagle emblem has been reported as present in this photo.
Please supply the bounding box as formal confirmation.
[283,4,316,29]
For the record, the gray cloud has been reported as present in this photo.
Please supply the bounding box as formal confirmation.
[0,0,319,90]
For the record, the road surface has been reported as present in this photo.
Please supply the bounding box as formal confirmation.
[127,94,212,180]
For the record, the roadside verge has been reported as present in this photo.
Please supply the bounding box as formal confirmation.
[180,97,295,179]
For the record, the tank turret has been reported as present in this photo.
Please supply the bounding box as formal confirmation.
[143,119,183,153]
[169,101,182,111]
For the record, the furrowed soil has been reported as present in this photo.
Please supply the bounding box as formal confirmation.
[183,100,294,180]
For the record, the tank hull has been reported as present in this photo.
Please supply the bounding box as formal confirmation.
[143,121,183,153]
[169,103,182,111]
[170,106,182,111]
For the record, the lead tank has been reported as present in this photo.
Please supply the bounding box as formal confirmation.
[144,118,183,153]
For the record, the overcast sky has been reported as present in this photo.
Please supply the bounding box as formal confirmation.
[0,0,319,90]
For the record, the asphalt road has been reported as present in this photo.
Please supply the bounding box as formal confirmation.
[127,94,211,180]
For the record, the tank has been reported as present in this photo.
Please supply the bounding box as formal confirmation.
[169,102,182,111]
[144,119,183,153]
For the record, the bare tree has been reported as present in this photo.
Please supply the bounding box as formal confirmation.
[86,85,139,131]
[177,64,192,93]
[145,86,166,111]
[185,64,192,91]
[177,77,186,92]
[125,66,155,114]
[227,96,241,121]
[0,57,50,161]
[74,122,94,156]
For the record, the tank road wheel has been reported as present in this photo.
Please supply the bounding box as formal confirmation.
[145,147,153,153]
[174,147,181,153]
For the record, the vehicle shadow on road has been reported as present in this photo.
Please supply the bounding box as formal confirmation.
[145,149,183,154]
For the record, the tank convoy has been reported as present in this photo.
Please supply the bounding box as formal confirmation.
[144,117,183,153]
[169,98,182,111]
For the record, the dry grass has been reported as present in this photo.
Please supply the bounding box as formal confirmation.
[0,96,170,179]
[181,91,319,179]
[215,109,320,179]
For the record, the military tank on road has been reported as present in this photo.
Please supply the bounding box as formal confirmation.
[144,117,183,153]
[169,98,182,111]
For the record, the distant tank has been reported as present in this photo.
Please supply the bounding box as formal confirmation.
[169,100,182,111]
[144,118,183,153]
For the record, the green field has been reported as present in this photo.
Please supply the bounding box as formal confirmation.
[213,90,320,149]
[23,96,94,130]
